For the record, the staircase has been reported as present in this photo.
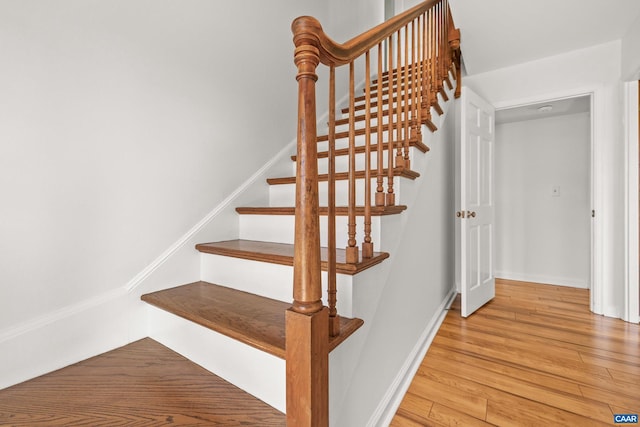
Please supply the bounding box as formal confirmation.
[0,2,460,426]
[137,1,460,425]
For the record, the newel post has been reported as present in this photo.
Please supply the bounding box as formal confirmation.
[287,16,329,427]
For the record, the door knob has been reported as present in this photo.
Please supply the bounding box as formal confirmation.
[467,211,476,218]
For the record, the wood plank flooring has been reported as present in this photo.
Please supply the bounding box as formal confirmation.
[392,279,640,426]
[0,338,285,426]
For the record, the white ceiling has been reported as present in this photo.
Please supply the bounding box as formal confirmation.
[495,95,590,125]
[448,0,640,75]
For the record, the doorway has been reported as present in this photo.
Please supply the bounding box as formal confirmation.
[494,95,593,292]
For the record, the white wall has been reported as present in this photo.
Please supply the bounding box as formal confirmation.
[0,0,328,385]
[622,12,640,81]
[495,113,591,288]
[464,41,625,317]
[330,89,457,427]
[327,0,384,42]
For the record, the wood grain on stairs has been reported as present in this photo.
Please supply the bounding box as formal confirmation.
[235,205,407,216]
[317,121,404,142]
[342,94,441,119]
[141,281,364,358]
[196,239,389,274]
[291,140,429,162]
[266,167,420,185]
[0,338,285,426]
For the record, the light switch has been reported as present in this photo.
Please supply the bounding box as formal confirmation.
[552,185,560,197]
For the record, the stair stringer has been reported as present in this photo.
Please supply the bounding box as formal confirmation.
[327,81,458,427]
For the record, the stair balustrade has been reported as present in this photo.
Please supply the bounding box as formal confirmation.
[287,1,460,424]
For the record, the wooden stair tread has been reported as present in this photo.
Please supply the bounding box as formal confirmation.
[317,121,398,142]
[141,281,364,359]
[267,167,420,185]
[334,100,418,126]
[196,239,390,275]
[0,338,286,426]
[235,205,407,216]
[343,94,441,116]
[291,141,429,161]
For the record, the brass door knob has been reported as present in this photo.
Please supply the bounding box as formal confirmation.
[467,211,476,218]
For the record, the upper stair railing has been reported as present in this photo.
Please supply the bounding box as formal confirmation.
[286,1,460,424]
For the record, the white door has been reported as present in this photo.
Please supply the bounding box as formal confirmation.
[456,87,495,317]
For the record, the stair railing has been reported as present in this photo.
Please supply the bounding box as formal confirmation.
[287,1,460,424]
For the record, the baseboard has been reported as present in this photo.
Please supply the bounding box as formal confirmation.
[495,271,588,289]
[367,287,457,427]
[0,289,146,390]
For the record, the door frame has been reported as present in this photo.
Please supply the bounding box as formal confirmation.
[624,80,639,323]
[492,87,601,314]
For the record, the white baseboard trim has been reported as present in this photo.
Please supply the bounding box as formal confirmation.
[0,290,146,390]
[368,287,457,427]
[495,271,588,289]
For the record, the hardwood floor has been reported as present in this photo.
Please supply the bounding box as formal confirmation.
[0,338,285,426]
[392,279,640,426]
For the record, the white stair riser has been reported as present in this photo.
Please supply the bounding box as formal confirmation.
[270,177,406,207]
[315,130,428,153]
[333,113,415,133]
[290,147,419,176]
[317,133,385,152]
[239,214,394,250]
[148,306,286,412]
[199,253,355,317]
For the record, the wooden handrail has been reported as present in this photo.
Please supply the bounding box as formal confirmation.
[287,1,460,425]
[292,0,439,67]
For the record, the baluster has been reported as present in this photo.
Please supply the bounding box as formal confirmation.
[436,3,442,99]
[395,30,404,169]
[443,0,453,91]
[363,51,373,259]
[346,61,358,264]
[438,2,449,101]
[376,42,385,207]
[328,65,339,337]
[402,24,411,169]
[386,34,395,206]
[411,17,422,146]
[421,10,432,126]
[447,5,462,99]
[431,5,440,114]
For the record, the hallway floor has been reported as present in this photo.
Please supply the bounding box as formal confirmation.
[392,279,640,426]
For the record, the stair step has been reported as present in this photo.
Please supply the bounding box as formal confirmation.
[141,281,364,359]
[317,121,398,142]
[335,100,418,126]
[196,239,389,275]
[0,338,286,426]
[290,141,429,162]
[236,205,407,216]
[343,93,441,117]
[267,167,420,185]
[374,60,429,84]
